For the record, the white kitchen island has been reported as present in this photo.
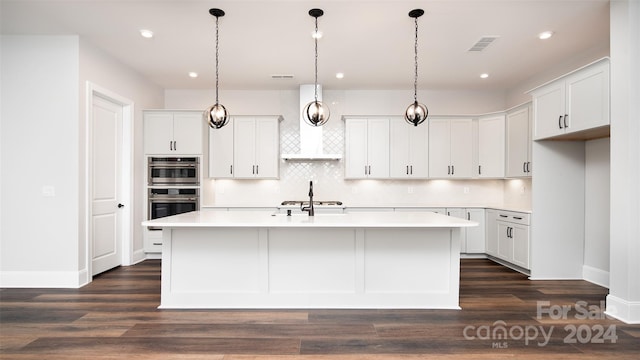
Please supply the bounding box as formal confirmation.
[142,210,476,309]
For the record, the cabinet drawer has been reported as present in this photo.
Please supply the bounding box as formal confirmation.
[495,210,530,225]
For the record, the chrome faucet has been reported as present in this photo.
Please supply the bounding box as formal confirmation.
[301,181,315,216]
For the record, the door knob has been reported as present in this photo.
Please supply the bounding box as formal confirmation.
[118,203,125,208]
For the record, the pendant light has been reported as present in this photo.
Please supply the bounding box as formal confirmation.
[404,9,428,127]
[303,8,330,127]
[205,8,229,129]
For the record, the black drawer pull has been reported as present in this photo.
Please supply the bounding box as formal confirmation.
[513,216,523,220]
[499,214,508,218]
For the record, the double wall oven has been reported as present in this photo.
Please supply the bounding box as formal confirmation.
[147,157,200,230]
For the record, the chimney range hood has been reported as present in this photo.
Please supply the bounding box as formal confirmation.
[281,84,342,161]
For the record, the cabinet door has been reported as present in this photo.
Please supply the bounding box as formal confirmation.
[428,118,451,177]
[446,208,467,252]
[172,112,203,154]
[408,122,429,178]
[506,106,531,177]
[477,115,505,178]
[485,210,498,256]
[511,224,530,269]
[533,82,565,140]
[449,118,474,178]
[254,117,279,178]
[144,112,174,154]
[345,119,368,179]
[390,119,428,178]
[497,221,513,262]
[389,119,411,178]
[233,117,258,178]
[209,117,234,178]
[466,209,486,253]
[565,62,610,134]
[366,118,390,178]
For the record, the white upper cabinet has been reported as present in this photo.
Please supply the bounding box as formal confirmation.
[532,58,610,140]
[429,118,473,178]
[389,117,428,178]
[506,104,533,177]
[477,114,505,178]
[208,117,234,178]
[208,116,280,179]
[345,117,390,179]
[144,111,203,155]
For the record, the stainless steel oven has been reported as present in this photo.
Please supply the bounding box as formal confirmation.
[148,188,199,230]
[148,157,199,186]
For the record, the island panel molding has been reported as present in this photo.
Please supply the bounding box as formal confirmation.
[146,210,475,309]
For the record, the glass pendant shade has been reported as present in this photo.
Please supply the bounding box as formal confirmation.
[303,100,330,127]
[405,101,428,126]
[205,103,229,129]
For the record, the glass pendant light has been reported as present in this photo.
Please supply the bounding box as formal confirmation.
[205,8,229,129]
[303,8,330,127]
[405,9,428,127]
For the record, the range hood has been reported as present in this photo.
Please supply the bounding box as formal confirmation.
[281,84,342,161]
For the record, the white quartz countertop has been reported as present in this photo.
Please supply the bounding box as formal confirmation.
[143,210,478,229]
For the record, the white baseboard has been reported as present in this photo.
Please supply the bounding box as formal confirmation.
[131,248,147,265]
[0,270,85,288]
[606,294,640,324]
[582,265,610,288]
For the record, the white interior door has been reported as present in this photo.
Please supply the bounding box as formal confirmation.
[91,95,123,276]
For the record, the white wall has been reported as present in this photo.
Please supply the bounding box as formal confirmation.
[583,137,610,287]
[1,36,81,286]
[0,35,164,288]
[167,88,532,209]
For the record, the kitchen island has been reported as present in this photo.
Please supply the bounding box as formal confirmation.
[143,210,476,309]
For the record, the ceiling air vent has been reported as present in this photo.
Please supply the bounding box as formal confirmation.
[468,36,499,52]
[271,74,295,79]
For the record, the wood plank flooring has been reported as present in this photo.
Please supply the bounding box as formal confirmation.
[1,259,639,359]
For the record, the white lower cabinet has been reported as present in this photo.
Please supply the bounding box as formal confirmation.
[445,208,485,253]
[493,210,531,270]
[485,209,498,256]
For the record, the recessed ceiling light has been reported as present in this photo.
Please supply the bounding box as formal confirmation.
[140,29,154,38]
[311,30,323,39]
[538,31,554,40]
[336,72,344,79]
[188,72,198,78]
[480,73,489,79]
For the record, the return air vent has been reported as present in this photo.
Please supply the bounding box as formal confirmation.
[271,74,295,79]
[468,36,499,52]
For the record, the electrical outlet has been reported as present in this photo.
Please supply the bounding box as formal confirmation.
[463,187,470,194]
[407,186,414,194]
[42,185,56,197]
[520,186,526,194]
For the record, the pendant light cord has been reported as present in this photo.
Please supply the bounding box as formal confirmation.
[413,16,419,103]
[314,16,319,102]
[215,15,220,104]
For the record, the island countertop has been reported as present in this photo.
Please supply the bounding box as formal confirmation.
[142,209,478,229]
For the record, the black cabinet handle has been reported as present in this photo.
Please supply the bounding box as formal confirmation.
[499,214,508,218]
[478,165,482,175]
[118,203,124,208]
[467,212,470,220]
[513,216,523,220]
[452,165,455,175]
[406,166,409,175]
[410,165,413,175]
[523,162,527,173]
[564,114,568,128]
[230,165,233,175]
[169,141,173,151]
[256,165,259,174]
[558,115,563,129]
[447,166,451,175]
[525,162,530,173]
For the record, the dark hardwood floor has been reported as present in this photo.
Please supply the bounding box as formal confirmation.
[1,259,639,359]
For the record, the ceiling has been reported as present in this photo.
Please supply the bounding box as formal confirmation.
[0,0,610,92]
